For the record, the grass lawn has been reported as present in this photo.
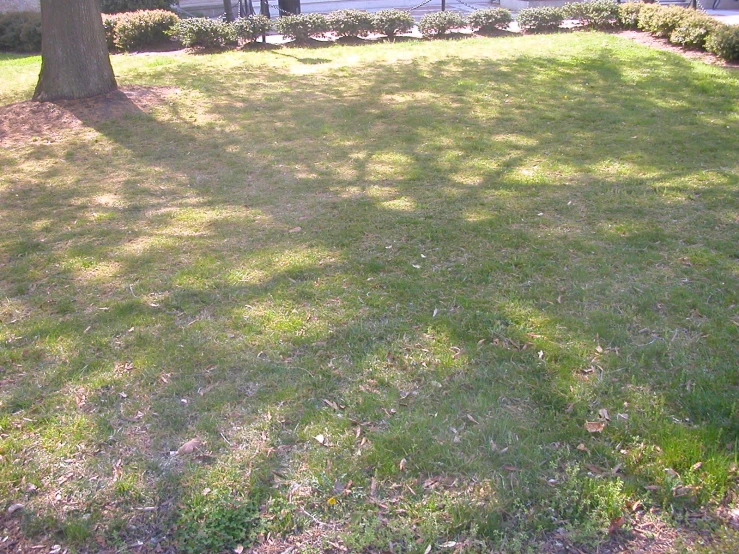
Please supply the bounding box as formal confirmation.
[1,32,739,552]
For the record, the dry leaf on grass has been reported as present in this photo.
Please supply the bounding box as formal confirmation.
[598,408,610,421]
[177,438,203,455]
[584,421,605,433]
[323,399,339,411]
[7,503,24,514]
[608,516,625,534]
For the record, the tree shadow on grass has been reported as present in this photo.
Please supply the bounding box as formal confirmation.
[1,35,738,551]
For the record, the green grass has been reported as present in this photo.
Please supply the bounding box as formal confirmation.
[1,33,738,552]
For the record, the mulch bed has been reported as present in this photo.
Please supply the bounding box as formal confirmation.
[0,86,178,149]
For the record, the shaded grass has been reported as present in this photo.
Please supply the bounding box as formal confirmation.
[1,33,739,552]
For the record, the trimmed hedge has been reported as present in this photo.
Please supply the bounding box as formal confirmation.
[705,24,739,61]
[637,4,688,38]
[0,11,41,52]
[517,7,564,33]
[232,15,271,44]
[273,13,330,42]
[101,0,175,14]
[418,11,467,37]
[468,8,513,34]
[16,4,729,63]
[563,0,619,30]
[328,9,374,38]
[617,2,644,30]
[172,18,236,49]
[110,9,179,51]
[372,9,414,39]
[669,13,719,49]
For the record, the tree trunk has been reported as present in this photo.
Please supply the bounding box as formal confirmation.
[33,0,117,102]
[223,0,233,21]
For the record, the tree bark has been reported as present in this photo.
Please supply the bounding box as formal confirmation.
[33,0,118,102]
[223,0,233,21]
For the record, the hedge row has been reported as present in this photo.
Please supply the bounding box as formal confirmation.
[0,11,41,52]
[1,4,737,62]
[103,9,179,51]
[633,2,739,58]
[518,2,739,61]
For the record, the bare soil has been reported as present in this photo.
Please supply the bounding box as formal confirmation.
[0,86,178,149]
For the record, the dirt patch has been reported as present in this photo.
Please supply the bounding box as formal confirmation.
[0,86,179,149]
[615,30,739,68]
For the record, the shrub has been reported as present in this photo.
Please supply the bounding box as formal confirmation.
[468,8,513,34]
[617,2,644,30]
[372,9,415,39]
[328,9,374,38]
[172,18,236,49]
[705,24,739,61]
[232,15,270,44]
[516,6,564,33]
[101,0,175,14]
[563,0,619,30]
[0,11,42,52]
[273,13,329,42]
[669,14,719,49]
[418,11,467,37]
[102,14,118,50]
[637,4,689,38]
[111,9,179,51]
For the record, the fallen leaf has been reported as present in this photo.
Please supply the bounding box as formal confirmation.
[234,545,244,554]
[323,399,339,411]
[288,226,302,233]
[440,541,457,548]
[576,443,590,454]
[691,461,703,471]
[608,516,624,534]
[424,546,432,554]
[503,465,520,472]
[176,438,203,455]
[399,458,407,471]
[314,434,326,445]
[595,345,603,353]
[467,414,479,425]
[673,485,694,497]
[598,408,610,421]
[584,421,605,433]
[6,503,24,514]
